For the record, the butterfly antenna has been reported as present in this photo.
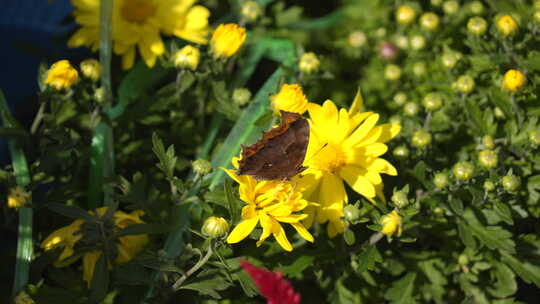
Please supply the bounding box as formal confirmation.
[304,142,328,164]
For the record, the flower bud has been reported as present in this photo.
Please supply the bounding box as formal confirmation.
[7,186,30,208]
[453,161,474,181]
[348,31,367,47]
[494,107,505,119]
[482,135,495,149]
[409,35,426,50]
[343,204,361,222]
[403,102,419,116]
[202,216,229,239]
[379,41,398,61]
[534,11,540,24]
[467,17,488,36]
[94,87,105,104]
[413,62,427,77]
[211,24,247,58]
[502,69,526,92]
[484,180,495,192]
[434,172,449,188]
[458,254,469,266]
[396,5,416,25]
[420,12,440,31]
[412,130,432,148]
[453,75,475,94]
[478,150,498,169]
[80,59,101,82]
[271,84,308,114]
[389,115,402,124]
[173,45,200,70]
[441,51,461,69]
[393,35,409,49]
[433,207,445,216]
[380,210,402,236]
[298,52,320,74]
[393,145,410,159]
[468,1,485,15]
[391,191,409,208]
[233,88,252,106]
[502,175,520,192]
[375,27,387,38]
[443,1,459,15]
[384,64,401,80]
[529,130,540,146]
[45,60,78,91]
[496,15,519,36]
[393,92,407,106]
[241,1,262,23]
[192,159,212,175]
[423,92,443,111]
[431,0,442,6]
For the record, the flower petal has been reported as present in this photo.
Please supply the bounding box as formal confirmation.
[340,165,376,198]
[227,216,259,244]
[344,113,379,147]
[290,222,314,243]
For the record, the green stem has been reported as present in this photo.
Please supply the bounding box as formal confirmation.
[172,240,215,290]
[0,90,33,296]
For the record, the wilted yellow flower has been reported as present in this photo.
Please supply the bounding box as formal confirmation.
[210,24,247,58]
[271,84,308,114]
[173,45,201,70]
[41,207,149,286]
[45,60,78,90]
[496,15,519,36]
[202,216,229,239]
[298,52,320,74]
[7,186,31,208]
[297,99,401,237]
[502,69,526,92]
[69,0,210,69]
[223,159,314,251]
[380,210,402,236]
[395,5,416,25]
[80,59,101,81]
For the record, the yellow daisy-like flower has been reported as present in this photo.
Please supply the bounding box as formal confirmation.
[210,24,247,58]
[41,207,149,286]
[45,60,79,91]
[270,84,309,115]
[380,210,402,236]
[297,99,401,237]
[68,0,210,70]
[223,158,314,252]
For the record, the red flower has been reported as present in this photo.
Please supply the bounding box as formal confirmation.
[240,260,301,304]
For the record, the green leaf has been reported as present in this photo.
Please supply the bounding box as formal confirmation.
[288,9,344,30]
[152,132,177,179]
[225,178,241,224]
[409,161,427,185]
[463,209,515,253]
[47,203,94,221]
[278,255,315,279]
[449,197,464,215]
[344,230,356,246]
[464,99,486,136]
[489,90,513,120]
[113,223,173,237]
[487,261,517,298]
[493,201,513,225]
[501,252,540,287]
[354,246,382,273]
[89,254,109,304]
[180,275,230,299]
[330,279,361,304]
[385,272,417,304]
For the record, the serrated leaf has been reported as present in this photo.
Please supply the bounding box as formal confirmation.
[487,261,517,298]
[385,272,417,304]
[501,252,540,287]
[47,203,94,221]
[278,255,315,279]
[463,209,515,253]
[354,246,382,273]
[152,133,177,179]
[493,201,513,225]
[180,275,230,299]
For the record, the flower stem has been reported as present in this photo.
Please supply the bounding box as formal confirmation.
[30,101,46,134]
[172,240,215,291]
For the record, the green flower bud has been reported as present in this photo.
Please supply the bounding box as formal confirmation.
[348,31,367,47]
[484,180,496,192]
[192,159,212,175]
[410,35,426,50]
[434,172,449,188]
[299,52,320,74]
[467,17,488,36]
[441,51,462,69]
[413,62,427,77]
[423,92,443,111]
[420,12,440,31]
[393,35,409,49]
[494,107,505,119]
[431,0,442,6]
[453,75,476,94]
[241,1,262,23]
[433,207,445,216]
[412,130,432,148]
[502,175,520,192]
[458,254,469,266]
[443,1,460,15]
[468,1,485,15]
[94,87,105,104]
[233,88,252,106]
[375,27,387,38]
[478,150,498,169]
[343,204,361,222]
[404,102,420,116]
[391,191,409,208]
[389,115,402,124]
[393,92,407,106]
[384,64,402,80]
[393,145,410,159]
[453,161,474,181]
[529,130,540,146]
[202,216,229,239]
[534,11,540,24]
[482,136,495,149]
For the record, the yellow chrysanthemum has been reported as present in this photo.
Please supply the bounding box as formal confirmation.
[41,207,149,286]
[45,60,78,90]
[210,24,247,58]
[297,99,401,237]
[223,158,314,252]
[380,210,402,236]
[68,0,210,70]
[270,84,308,115]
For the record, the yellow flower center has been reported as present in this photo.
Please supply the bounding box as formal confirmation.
[121,0,156,23]
[255,182,293,208]
[311,144,346,173]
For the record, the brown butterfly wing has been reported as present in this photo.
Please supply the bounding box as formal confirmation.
[237,111,310,180]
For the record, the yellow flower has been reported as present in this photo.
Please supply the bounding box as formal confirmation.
[7,186,31,208]
[496,15,519,36]
[298,52,320,74]
[270,84,309,114]
[41,207,149,286]
[45,60,78,90]
[223,159,314,251]
[502,69,526,92]
[80,58,101,82]
[173,45,201,70]
[68,0,210,70]
[380,210,402,236]
[395,5,416,25]
[297,99,401,237]
[210,24,247,58]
